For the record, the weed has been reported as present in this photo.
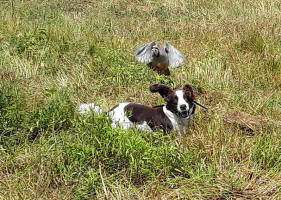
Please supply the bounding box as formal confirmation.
[251,133,281,171]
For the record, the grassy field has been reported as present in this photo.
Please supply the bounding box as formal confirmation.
[0,0,281,199]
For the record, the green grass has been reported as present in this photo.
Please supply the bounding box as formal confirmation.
[0,0,281,199]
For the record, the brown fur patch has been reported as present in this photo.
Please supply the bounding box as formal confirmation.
[148,62,170,75]
[183,84,195,102]
[149,84,174,99]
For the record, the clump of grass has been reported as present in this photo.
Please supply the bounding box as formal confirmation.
[70,114,202,182]
[26,88,76,140]
[0,85,75,146]
[235,30,265,54]
[251,132,281,171]
[10,29,49,55]
[0,85,26,143]
[264,55,281,73]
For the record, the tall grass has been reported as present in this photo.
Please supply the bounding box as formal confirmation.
[0,0,280,199]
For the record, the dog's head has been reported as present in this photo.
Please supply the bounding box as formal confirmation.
[150,84,196,118]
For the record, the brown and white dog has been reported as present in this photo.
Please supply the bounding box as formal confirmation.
[79,84,206,133]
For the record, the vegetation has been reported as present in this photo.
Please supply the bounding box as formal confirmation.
[0,0,280,199]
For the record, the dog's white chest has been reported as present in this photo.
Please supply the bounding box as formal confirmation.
[163,106,191,132]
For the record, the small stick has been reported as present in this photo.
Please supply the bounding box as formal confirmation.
[193,101,208,110]
[99,163,108,199]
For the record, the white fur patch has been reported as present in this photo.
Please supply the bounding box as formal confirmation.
[79,103,103,114]
[109,103,132,129]
[175,90,190,112]
[163,105,192,132]
[109,103,152,132]
[136,121,153,132]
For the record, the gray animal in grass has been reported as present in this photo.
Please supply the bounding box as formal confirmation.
[135,41,185,76]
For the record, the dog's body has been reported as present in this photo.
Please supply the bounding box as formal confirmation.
[79,84,197,133]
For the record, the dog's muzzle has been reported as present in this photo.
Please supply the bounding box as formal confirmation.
[179,104,196,119]
[179,111,189,118]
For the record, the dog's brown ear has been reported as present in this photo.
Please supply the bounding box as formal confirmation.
[150,84,173,99]
[183,84,195,101]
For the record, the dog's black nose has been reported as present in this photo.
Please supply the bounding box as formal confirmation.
[180,104,187,110]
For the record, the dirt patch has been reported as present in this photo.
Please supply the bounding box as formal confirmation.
[223,109,281,135]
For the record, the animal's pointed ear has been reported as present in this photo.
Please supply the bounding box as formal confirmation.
[183,84,195,101]
[150,84,173,100]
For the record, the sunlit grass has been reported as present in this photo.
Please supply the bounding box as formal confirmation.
[0,0,280,199]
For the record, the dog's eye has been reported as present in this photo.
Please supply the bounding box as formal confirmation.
[183,95,190,102]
